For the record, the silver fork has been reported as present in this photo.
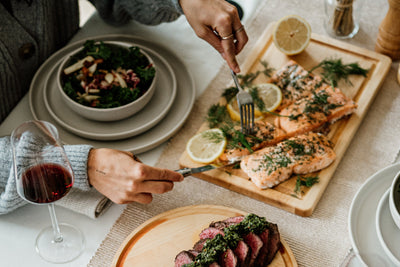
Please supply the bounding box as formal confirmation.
[230,69,254,135]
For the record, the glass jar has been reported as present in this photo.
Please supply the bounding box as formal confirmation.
[324,0,363,39]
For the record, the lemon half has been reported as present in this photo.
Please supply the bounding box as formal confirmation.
[273,15,311,56]
[186,129,227,164]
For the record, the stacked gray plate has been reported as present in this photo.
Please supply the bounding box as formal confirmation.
[30,35,195,153]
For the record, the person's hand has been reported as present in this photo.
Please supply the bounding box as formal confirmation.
[86,148,183,204]
[179,0,248,73]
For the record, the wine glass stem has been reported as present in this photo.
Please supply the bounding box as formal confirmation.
[48,203,63,243]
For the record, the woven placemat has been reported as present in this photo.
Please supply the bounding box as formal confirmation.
[88,1,400,266]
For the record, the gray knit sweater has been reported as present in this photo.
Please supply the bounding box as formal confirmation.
[0,0,182,214]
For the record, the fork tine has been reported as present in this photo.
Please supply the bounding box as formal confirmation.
[240,105,245,134]
[240,104,254,135]
[245,105,251,134]
[250,103,254,133]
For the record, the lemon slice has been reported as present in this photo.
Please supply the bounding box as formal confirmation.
[273,15,311,55]
[226,98,263,121]
[253,83,282,112]
[186,129,227,164]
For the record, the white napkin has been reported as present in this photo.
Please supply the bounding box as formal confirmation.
[55,187,112,219]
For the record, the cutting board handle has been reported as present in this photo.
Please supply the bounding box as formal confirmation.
[375,0,400,60]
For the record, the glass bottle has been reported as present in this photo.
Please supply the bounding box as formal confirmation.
[324,0,363,39]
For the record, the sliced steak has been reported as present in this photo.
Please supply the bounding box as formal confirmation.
[210,216,245,230]
[254,228,270,267]
[265,223,281,265]
[199,227,225,240]
[188,249,200,257]
[174,250,195,267]
[243,233,263,266]
[193,238,210,252]
[209,220,228,230]
[222,216,244,225]
[209,262,222,267]
[219,248,238,267]
[233,240,251,267]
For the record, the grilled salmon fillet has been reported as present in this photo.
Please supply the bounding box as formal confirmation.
[269,60,324,109]
[240,133,336,189]
[275,85,357,137]
[219,121,287,162]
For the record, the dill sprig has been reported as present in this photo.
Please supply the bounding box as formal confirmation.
[206,104,231,128]
[294,175,319,194]
[222,87,238,103]
[237,61,274,87]
[308,58,368,88]
[201,130,225,143]
[219,124,254,152]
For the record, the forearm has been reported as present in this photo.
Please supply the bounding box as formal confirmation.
[89,0,183,26]
[0,136,93,214]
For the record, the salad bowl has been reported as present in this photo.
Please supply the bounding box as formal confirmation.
[57,40,157,121]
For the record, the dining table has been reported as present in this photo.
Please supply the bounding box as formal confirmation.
[1,0,400,266]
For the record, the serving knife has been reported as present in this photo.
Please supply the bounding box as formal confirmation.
[175,160,240,177]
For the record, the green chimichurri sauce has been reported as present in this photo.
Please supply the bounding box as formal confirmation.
[183,214,270,267]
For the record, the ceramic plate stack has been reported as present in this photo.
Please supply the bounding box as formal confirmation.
[348,163,400,266]
[29,35,196,153]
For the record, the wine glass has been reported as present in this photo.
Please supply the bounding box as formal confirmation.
[11,120,85,263]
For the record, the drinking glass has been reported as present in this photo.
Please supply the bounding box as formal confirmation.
[11,120,84,263]
[324,0,364,39]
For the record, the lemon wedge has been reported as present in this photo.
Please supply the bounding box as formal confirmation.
[253,83,282,113]
[186,129,227,164]
[226,98,264,122]
[273,15,311,55]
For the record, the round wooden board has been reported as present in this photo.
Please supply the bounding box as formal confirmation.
[112,205,297,267]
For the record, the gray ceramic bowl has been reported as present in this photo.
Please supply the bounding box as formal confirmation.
[389,170,400,230]
[57,41,157,122]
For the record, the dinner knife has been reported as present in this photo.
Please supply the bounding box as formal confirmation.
[175,161,240,177]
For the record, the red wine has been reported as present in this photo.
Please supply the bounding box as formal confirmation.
[20,163,73,204]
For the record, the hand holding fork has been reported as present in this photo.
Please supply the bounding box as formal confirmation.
[230,69,254,135]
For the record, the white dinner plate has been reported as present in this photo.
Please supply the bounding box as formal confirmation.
[348,162,400,267]
[30,35,195,153]
[376,189,400,266]
[43,45,177,141]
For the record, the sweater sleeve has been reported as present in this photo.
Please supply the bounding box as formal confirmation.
[89,0,183,26]
[0,136,93,214]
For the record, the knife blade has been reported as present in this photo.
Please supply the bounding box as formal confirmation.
[175,161,240,177]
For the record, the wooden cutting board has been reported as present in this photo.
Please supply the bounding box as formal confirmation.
[179,23,392,217]
[112,205,297,267]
